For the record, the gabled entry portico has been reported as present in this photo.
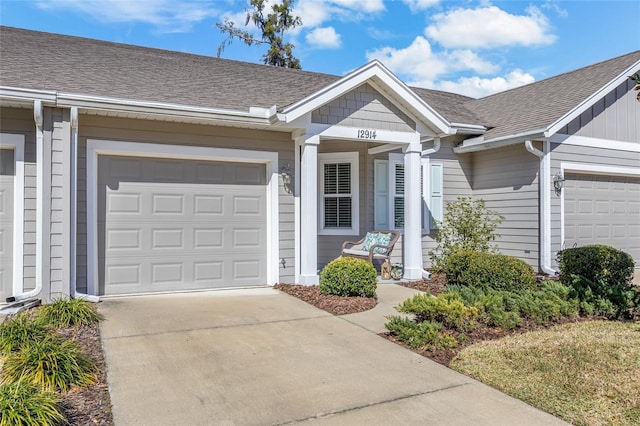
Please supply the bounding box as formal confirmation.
[278,61,452,285]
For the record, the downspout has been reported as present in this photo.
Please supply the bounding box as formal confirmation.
[70,108,99,302]
[420,137,441,280]
[7,101,44,302]
[525,140,557,276]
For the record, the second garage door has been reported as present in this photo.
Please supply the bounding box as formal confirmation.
[98,155,267,295]
[564,173,640,270]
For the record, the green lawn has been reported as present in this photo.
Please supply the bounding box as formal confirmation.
[451,321,640,426]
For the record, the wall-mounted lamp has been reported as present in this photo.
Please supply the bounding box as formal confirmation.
[281,163,293,194]
[553,171,565,195]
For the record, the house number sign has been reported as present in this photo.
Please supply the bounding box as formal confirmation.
[357,129,377,140]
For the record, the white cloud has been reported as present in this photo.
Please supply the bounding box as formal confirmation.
[34,0,219,33]
[425,5,556,49]
[294,0,384,31]
[366,36,498,82]
[306,27,342,49]
[431,70,536,98]
[402,0,440,13]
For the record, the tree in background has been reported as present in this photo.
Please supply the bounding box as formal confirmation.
[216,0,302,69]
[629,72,640,102]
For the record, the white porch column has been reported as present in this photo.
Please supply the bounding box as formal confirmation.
[403,142,423,280]
[299,135,320,285]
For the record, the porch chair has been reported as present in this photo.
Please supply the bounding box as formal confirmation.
[341,230,401,264]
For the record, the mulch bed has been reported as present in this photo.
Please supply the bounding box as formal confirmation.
[58,323,114,426]
[274,284,377,315]
[275,275,603,368]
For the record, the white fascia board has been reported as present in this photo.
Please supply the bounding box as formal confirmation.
[56,92,274,125]
[454,129,546,153]
[280,60,451,134]
[450,122,487,134]
[549,134,640,153]
[561,162,640,177]
[545,59,640,137]
[0,86,57,104]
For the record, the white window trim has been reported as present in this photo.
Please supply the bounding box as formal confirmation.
[318,152,359,235]
[86,139,279,295]
[388,153,435,234]
[0,133,25,296]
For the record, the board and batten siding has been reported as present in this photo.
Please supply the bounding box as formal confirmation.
[549,142,640,270]
[558,79,639,143]
[76,115,295,291]
[471,143,540,268]
[0,107,36,292]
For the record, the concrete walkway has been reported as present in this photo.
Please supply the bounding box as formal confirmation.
[99,285,567,426]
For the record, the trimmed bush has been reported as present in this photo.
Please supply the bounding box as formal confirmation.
[0,315,50,355]
[445,250,536,292]
[395,293,478,331]
[319,257,377,298]
[36,297,103,328]
[558,245,638,318]
[2,336,96,392]
[385,316,457,350]
[0,382,65,426]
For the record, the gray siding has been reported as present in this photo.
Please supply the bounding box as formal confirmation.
[76,116,295,291]
[560,79,640,143]
[549,142,640,269]
[472,143,540,268]
[47,108,71,299]
[312,83,416,131]
[0,107,36,292]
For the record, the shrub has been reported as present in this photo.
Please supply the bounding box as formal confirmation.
[395,293,478,331]
[36,297,103,328]
[2,337,96,392]
[0,315,50,355]
[558,245,638,318]
[0,382,66,426]
[445,251,536,292]
[429,197,503,271]
[385,316,457,350]
[319,257,377,298]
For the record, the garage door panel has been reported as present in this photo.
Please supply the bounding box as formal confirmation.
[99,155,268,295]
[565,173,640,270]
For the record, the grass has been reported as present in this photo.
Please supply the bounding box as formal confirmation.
[2,336,96,392]
[451,320,640,426]
[0,381,66,426]
[36,297,104,328]
[0,314,50,355]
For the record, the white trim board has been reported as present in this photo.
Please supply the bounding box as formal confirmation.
[0,133,25,296]
[559,162,640,253]
[549,134,640,153]
[86,139,279,295]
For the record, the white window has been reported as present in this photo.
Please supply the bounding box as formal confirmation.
[374,154,443,233]
[319,152,359,235]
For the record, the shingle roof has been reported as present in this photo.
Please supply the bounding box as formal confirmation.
[1,26,638,140]
[464,50,640,140]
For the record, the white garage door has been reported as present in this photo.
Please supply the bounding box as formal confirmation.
[98,155,267,295]
[0,149,14,301]
[564,173,640,268]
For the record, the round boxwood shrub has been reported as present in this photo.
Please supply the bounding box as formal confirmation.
[444,250,536,292]
[319,257,377,298]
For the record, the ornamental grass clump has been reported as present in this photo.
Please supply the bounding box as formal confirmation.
[36,297,104,328]
[1,336,96,392]
[0,381,66,426]
[0,315,51,355]
[319,257,377,298]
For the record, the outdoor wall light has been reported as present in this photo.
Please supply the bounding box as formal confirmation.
[553,171,565,195]
[281,163,293,194]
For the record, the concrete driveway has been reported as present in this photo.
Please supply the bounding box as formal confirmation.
[99,287,566,425]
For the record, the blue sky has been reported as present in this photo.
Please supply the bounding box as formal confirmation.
[1,0,639,98]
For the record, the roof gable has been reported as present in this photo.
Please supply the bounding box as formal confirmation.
[280,60,450,135]
[464,50,640,142]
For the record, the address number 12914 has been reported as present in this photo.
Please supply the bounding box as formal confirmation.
[357,129,377,140]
